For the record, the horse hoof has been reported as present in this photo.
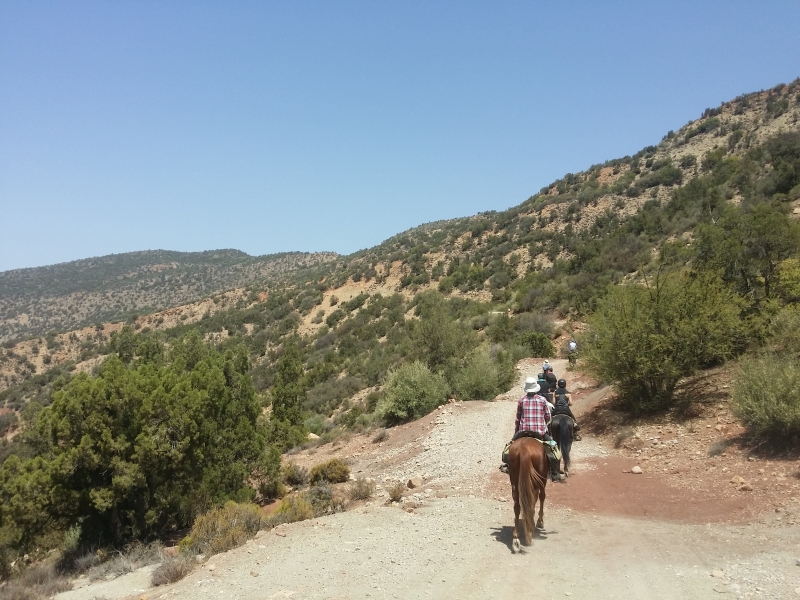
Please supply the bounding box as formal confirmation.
[512,539,521,553]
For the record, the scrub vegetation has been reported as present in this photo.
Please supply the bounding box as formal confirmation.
[2,80,800,587]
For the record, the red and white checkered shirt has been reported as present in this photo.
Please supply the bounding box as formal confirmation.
[515,393,551,435]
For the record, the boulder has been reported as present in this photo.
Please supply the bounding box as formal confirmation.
[307,432,320,440]
[631,466,643,474]
[739,483,754,492]
[407,476,424,489]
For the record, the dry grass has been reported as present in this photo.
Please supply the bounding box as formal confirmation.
[349,477,376,501]
[151,556,195,587]
[87,541,162,582]
[613,426,636,448]
[180,502,262,557]
[371,429,388,443]
[387,481,406,502]
[275,493,315,522]
[708,439,733,457]
[0,563,72,600]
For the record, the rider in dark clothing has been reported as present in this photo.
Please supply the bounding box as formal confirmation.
[544,367,558,396]
[551,379,581,438]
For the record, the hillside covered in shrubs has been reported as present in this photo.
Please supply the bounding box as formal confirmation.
[2,80,800,583]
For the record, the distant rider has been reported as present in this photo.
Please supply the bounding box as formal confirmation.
[552,378,581,441]
[568,339,578,365]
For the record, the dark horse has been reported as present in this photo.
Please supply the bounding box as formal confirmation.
[507,437,548,552]
[549,415,574,476]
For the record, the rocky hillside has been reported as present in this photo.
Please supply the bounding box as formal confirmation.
[0,249,338,342]
[2,80,799,418]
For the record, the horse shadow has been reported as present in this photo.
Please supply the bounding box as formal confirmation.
[490,524,552,552]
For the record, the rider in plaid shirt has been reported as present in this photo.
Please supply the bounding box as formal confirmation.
[501,377,561,481]
[514,387,551,438]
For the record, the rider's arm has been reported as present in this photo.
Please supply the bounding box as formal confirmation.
[515,400,522,433]
[566,393,573,406]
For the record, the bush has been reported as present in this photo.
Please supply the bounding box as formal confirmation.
[377,361,449,424]
[349,477,375,501]
[451,346,512,401]
[0,544,11,581]
[515,331,555,358]
[387,482,405,502]
[515,312,554,337]
[1,563,72,599]
[282,462,309,487]
[275,493,314,522]
[0,412,18,437]
[309,458,350,484]
[584,272,743,413]
[732,353,800,440]
[180,502,262,557]
[151,556,194,586]
[306,482,344,515]
[86,541,163,581]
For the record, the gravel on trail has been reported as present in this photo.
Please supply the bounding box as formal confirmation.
[55,359,800,600]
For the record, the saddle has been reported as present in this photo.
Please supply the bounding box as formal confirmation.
[502,436,561,465]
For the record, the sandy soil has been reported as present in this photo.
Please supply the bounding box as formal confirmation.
[55,359,800,600]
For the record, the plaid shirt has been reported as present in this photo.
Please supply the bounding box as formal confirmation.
[515,393,551,435]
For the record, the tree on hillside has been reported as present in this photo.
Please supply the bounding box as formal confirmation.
[265,339,308,449]
[411,291,476,373]
[583,271,743,413]
[0,334,266,550]
[695,203,800,301]
[271,340,304,426]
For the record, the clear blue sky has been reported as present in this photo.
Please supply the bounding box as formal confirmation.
[1,2,799,272]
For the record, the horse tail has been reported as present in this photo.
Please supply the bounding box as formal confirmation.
[559,415,572,470]
[518,442,547,545]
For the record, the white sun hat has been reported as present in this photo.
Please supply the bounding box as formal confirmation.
[523,377,540,393]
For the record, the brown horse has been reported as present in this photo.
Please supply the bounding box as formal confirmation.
[507,437,549,552]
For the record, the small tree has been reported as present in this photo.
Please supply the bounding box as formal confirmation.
[583,271,743,413]
[271,340,305,426]
[377,361,449,424]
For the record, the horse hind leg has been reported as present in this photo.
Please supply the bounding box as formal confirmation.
[536,485,545,530]
[512,487,521,553]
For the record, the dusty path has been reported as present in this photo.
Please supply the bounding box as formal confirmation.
[58,360,800,600]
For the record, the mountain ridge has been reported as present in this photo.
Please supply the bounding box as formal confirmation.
[2,78,799,414]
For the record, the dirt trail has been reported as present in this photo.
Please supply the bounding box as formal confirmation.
[58,360,800,600]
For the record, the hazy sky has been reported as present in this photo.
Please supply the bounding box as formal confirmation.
[1,2,799,271]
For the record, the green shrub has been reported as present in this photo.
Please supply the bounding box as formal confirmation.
[0,544,11,581]
[180,502,262,557]
[275,493,314,523]
[306,482,344,515]
[732,353,800,439]
[584,271,743,413]
[377,361,449,424]
[515,331,555,358]
[282,462,309,487]
[309,458,350,484]
[452,346,512,401]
